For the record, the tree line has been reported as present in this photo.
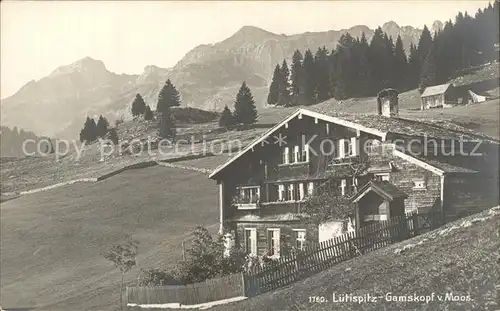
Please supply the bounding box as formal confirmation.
[267,1,499,106]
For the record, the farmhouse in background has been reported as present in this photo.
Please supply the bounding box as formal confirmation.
[420,83,457,109]
[209,89,499,257]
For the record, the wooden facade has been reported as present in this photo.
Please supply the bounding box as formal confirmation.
[210,106,499,257]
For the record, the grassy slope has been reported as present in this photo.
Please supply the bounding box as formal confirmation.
[212,210,500,311]
[0,166,218,311]
[2,86,498,195]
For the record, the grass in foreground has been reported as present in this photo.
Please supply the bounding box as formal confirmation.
[211,209,500,311]
[0,166,218,311]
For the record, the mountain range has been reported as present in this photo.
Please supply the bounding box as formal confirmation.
[1,21,436,139]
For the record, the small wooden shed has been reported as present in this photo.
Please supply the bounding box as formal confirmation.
[420,83,456,109]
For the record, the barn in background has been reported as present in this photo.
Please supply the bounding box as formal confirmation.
[420,83,457,109]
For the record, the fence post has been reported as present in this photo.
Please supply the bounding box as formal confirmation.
[241,272,247,297]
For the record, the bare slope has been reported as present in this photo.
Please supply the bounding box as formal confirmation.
[0,166,218,311]
[213,209,500,311]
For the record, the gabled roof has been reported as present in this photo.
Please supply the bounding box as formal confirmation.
[421,83,452,97]
[209,108,497,180]
[350,180,408,203]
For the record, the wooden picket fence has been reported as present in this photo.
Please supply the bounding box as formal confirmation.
[243,212,442,297]
[126,272,244,306]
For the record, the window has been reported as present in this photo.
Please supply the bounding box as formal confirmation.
[294,146,301,163]
[294,229,306,250]
[341,178,356,196]
[374,173,390,182]
[366,139,382,155]
[413,180,426,190]
[267,229,280,257]
[288,184,295,201]
[237,186,260,204]
[282,147,289,164]
[344,139,352,157]
[281,144,309,165]
[244,228,257,255]
[277,182,306,202]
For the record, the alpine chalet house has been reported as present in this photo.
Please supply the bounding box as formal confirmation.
[209,89,499,257]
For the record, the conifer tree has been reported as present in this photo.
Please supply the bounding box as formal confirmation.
[314,47,331,102]
[80,117,98,143]
[302,49,316,105]
[131,93,147,117]
[267,64,281,106]
[158,108,176,139]
[354,33,372,96]
[157,79,181,114]
[393,35,408,90]
[233,82,258,125]
[96,115,109,138]
[278,60,291,106]
[407,43,420,88]
[290,49,303,105]
[218,106,236,129]
[417,25,434,63]
[419,44,437,94]
[144,105,154,121]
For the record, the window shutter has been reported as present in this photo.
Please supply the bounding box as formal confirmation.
[289,184,294,201]
[251,229,257,255]
[278,184,284,201]
[307,182,314,195]
[351,137,357,156]
[299,183,305,200]
[338,139,345,158]
[284,147,289,164]
[341,179,347,196]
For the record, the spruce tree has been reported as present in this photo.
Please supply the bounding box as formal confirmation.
[302,49,316,105]
[394,35,408,90]
[278,60,291,106]
[144,105,154,121]
[131,93,147,117]
[419,44,437,94]
[158,108,176,139]
[81,117,98,143]
[96,115,109,138]
[218,105,236,129]
[233,82,258,125]
[290,50,303,106]
[407,43,420,88]
[314,47,331,102]
[157,79,181,114]
[355,33,372,96]
[417,25,433,63]
[267,64,281,106]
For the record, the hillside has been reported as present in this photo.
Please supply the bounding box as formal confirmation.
[212,207,500,311]
[0,166,219,311]
[0,22,423,139]
[1,83,498,197]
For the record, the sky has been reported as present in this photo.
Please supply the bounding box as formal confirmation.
[0,0,492,99]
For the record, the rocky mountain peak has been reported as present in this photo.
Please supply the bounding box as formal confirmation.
[49,57,108,77]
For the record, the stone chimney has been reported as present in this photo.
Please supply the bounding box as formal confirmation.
[377,88,399,117]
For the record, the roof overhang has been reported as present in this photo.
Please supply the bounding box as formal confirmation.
[209,108,388,180]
